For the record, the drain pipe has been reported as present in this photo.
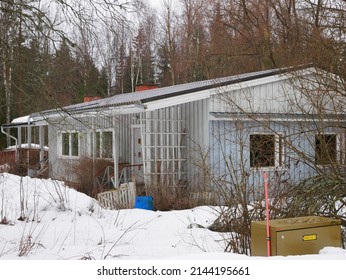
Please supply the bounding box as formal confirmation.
[264,171,271,257]
[1,125,18,161]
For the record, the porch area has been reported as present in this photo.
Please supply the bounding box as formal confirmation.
[0,147,49,178]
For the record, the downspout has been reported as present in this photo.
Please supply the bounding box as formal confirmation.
[1,125,18,161]
[27,116,32,173]
[27,115,32,149]
[39,125,45,167]
[113,115,119,188]
[92,116,96,190]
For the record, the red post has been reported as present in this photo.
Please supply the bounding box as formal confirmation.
[264,171,271,257]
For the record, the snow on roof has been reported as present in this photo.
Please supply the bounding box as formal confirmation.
[5,143,49,151]
[11,115,33,124]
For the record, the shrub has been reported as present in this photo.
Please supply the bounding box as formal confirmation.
[72,157,113,198]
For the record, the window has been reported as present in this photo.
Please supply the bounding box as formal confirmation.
[61,132,79,157]
[315,134,337,165]
[250,134,283,168]
[95,131,113,159]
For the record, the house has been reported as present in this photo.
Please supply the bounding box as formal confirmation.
[2,66,345,201]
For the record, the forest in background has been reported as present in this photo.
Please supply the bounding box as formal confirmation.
[1,0,346,149]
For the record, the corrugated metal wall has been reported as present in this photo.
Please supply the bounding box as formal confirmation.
[48,113,135,183]
[182,98,210,187]
[46,74,345,194]
[209,119,345,201]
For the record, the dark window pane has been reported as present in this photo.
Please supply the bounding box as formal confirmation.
[62,133,69,156]
[315,134,337,164]
[102,131,113,158]
[71,133,79,156]
[250,134,275,167]
[96,132,101,158]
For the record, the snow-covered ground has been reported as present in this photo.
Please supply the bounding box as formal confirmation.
[0,173,345,279]
[0,172,345,260]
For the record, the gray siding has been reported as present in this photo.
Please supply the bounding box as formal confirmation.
[210,80,290,114]
[183,98,210,186]
[48,113,135,183]
[43,70,345,193]
[209,119,345,200]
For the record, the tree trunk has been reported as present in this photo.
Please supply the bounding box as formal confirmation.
[2,51,13,147]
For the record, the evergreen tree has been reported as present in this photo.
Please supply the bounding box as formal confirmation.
[48,40,81,106]
[207,1,235,78]
[132,25,156,88]
[156,0,179,86]
[114,38,128,94]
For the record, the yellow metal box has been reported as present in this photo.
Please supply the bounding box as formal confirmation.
[251,216,341,256]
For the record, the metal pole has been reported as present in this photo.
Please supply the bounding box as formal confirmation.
[113,116,119,188]
[264,171,271,257]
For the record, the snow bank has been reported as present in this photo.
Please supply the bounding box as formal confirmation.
[0,173,345,260]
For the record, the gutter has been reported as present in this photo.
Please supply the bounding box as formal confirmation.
[1,125,18,161]
[35,103,145,120]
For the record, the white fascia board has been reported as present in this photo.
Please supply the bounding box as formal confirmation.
[102,104,145,115]
[221,73,295,92]
[144,88,212,111]
[217,68,319,93]
[42,104,145,120]
[144,74,291,111]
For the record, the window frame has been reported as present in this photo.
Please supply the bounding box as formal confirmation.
[59,131,80,158]
[94,130,114,159]
[249,132,284,170]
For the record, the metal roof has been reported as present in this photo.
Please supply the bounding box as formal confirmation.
[22,65,315,123]
[38,67,292,116]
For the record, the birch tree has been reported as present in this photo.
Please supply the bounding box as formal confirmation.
[1,0,20,146]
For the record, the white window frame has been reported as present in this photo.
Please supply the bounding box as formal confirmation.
[59,131,80,158]
[249,132,284,170]
[94,130,114,159]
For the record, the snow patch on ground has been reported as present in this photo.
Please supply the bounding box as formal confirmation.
[0,173,345,260]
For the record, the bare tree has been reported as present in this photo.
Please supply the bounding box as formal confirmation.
[179,0,208,82]
[156,0,181,86]
[205,67,346,253]
[0,0,143,147]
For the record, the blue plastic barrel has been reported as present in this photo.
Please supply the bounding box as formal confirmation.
[134,196,154,210]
